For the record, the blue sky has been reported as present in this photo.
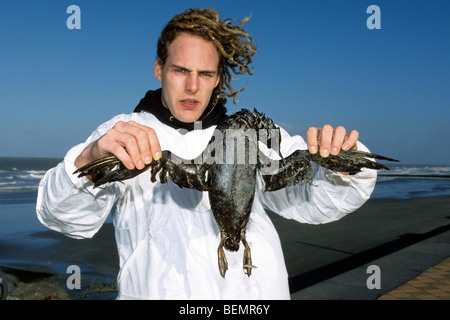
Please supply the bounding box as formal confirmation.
[1,0,449,165]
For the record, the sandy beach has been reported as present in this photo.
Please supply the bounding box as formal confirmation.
[1,195,449,300]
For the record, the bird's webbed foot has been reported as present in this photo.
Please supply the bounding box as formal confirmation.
[242,237,257,277]
[217,236,229,278]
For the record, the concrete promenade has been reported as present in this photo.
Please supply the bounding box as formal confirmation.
[266,196,450,300]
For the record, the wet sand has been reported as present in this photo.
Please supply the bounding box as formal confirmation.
[1,195,449,299]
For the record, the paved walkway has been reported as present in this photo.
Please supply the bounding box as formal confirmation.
[290,229,450,300]
[378,256,450,300]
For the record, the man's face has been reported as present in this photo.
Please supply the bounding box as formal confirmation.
[154,33,221,123]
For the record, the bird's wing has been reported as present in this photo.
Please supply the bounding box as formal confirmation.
[261,149,398,192]
[74,150,209,191]
[308,149,398,174]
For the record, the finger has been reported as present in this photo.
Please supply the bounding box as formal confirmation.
[110,140,136,170]
[342,130,359,151]
[127,121,162,161]
[114,121,162,169]
[319,124,333,157]
[95,129,136,170]
[306,127,320,154]
[124,121,154,165]
[113,121,159,169]
[110,123,144,169]
[330,126,346,155]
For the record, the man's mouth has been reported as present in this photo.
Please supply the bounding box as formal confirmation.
[180,99,200,109]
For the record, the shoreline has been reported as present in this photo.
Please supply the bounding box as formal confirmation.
[1,194,450,300]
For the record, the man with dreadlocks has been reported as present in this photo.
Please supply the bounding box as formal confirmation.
[37,8,376,299]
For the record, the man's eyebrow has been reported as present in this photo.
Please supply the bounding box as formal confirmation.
[171,64,190,71]
[171,64,217,74]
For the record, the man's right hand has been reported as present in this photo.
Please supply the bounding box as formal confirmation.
[74,121,162,174]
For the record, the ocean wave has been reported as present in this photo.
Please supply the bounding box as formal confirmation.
[17,170,46,180]
[0,169,46,194]
[379,164,450,177]
[0,185,38,193]
[0,181,17,186]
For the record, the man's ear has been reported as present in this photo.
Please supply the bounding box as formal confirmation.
[214,75,220,88]
[154,59,163,82]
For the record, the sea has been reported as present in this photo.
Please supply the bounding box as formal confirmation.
[1,157,450,298]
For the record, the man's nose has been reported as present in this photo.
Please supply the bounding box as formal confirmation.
[185,74,199,93]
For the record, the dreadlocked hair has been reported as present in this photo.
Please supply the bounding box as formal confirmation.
[156,8,257,105]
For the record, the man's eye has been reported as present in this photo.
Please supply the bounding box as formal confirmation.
[200,72,214,77]
[175,69,185,73]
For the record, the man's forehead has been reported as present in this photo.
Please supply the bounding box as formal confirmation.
[166,33,219,70]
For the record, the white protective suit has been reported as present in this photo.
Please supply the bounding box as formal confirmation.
[36,111,377,299]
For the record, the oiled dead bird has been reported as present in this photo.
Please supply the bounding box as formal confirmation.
[74,108,398,278]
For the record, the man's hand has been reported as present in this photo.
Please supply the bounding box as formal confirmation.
[306,125,359,175]
[306,124,359,157]
[74,121,162,175]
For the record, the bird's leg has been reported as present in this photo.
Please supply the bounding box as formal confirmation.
[217,235,228,278]
[242,237,257,277]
